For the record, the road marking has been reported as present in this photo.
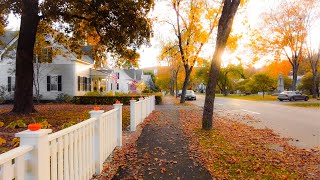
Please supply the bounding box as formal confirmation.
[241,109,261,115]
[216,103,223,106]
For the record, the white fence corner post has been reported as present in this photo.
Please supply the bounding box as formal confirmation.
[130,99,137,131]
[89,110,104,174]
[16,129,52,180]
[113,103,123,147]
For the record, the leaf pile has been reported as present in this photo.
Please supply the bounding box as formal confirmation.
[179,109,320,179]
[0,104,130,153]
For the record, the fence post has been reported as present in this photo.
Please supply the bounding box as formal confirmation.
[16,129,52,180]
[113,103,123,147]
[153,95,156,110]
[139,97,144,121]
[89,110,104,174]
[130,99,137,131]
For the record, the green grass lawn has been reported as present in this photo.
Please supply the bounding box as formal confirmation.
[215,94,278,101]
[286,102,320,108]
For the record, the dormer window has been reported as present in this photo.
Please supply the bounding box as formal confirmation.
[40,47,53,63]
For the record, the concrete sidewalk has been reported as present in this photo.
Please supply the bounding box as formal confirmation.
[111,96,212,180]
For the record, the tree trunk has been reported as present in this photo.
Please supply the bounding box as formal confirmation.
[202,0,240,130]
[311,62,318,98]
[170,77,175,96]
[12,0,39,114]
[180,66,191,103]
[291,58,299,91]
[175,72,179,98]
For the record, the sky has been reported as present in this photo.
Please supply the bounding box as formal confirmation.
[6,0,320,69]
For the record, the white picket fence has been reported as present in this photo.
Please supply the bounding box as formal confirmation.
[130,95,155,131]
[0,103,123,180]
[0,96,156,180]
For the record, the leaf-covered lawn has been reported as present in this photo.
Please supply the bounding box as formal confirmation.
[180,109,320,179]
[0,104,130,153]
[286,102,320,108]
[216,94,278,101]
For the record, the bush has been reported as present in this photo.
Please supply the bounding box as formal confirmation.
[56,93,73,103]
[73,95,162,105]
[84,92,102,96]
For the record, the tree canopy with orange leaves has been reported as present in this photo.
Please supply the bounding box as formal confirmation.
[254,0,319,91]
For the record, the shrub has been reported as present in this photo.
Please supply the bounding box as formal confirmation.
[61,121,76,129]
[5,119,27,130]
[56,93,73,103]
[84,91,102,96]
[40,120,52,129]
[0,86,6,104]
[73,95,162,105]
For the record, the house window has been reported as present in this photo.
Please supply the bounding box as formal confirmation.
[111,83,112,90]
[47,75,62,91]
[117,83,119,90]
[40,47,53,63]
[117,72,120,79]
[7,76,15,92]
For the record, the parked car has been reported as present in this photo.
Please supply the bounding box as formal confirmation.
[278,91,309,101]
[185,90,196,100]
[177,90,182,97]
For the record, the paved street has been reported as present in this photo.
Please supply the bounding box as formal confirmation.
[190,94,320,149]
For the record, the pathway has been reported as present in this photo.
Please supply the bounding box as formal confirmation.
[111,96,212,180]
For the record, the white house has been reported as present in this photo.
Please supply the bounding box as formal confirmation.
[0,31,152,101]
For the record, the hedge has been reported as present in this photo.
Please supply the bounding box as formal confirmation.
[73,95,162,105]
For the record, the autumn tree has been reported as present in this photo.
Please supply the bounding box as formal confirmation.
[158,41,182,97]
[167,0,223,103]
[251,73,275,98]
[0,0,154,114]
[114,49,140,69]
[202,0,241,130]
[257,0,319,91]
[305,43,320,98]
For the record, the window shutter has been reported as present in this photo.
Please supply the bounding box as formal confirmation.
[84,77,87,91]
[89,78,92,91]
[58,75,62,91]
[47,76,51,91]
[82,77,85,91]
[8,76,11,92]
[111,83,112,90]
[78,76,80,91]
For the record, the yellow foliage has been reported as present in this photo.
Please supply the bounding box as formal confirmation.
[0,136,6,146]
[0,121,4,128]
[11,137,20,147]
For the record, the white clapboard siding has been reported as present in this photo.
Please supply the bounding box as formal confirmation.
[0,145,33,180]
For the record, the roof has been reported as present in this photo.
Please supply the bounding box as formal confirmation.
[90,69,114,77]
[0,31,19,50]
[123,69,143,80]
